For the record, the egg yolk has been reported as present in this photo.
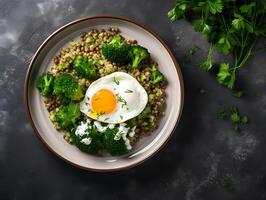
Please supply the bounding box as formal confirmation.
[91,89,116,114]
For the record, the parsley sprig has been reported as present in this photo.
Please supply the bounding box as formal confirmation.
[219,106,249,132]
[116,93,127,108]
[169,0,266,89]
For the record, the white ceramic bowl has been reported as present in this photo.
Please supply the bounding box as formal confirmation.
[24,16,184,172]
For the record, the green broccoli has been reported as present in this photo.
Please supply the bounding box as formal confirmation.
[103,128,128,156]
[36,73,54,97]
[102,35,131,62]
[53,74,84,104]
[73,56,98,80]
[151,64,165,84]
[50,103,81,130]
[128,45,150,69]
[71,126,103,154]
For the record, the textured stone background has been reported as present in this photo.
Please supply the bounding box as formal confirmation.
[0,0,266,199]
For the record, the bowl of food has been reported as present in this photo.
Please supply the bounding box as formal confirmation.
[24,16,184,171]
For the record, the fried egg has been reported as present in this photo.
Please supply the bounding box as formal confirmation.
[80,72,148,124]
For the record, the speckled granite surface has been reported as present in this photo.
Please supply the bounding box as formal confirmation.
[1,0,266,199]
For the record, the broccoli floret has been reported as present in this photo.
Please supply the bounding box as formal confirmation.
[151,64,165,84]
[102,36,131,62]
[53,74,84,104]
[73,56,98,80]
[71,126,103,154]
[128,45,150,69]
[52,103,81,130]
[103,128,128,156]
[36,73,54,97]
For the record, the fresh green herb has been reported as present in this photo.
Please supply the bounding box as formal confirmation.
[116,93,127,108]
[104,117,110,121]
[189,45,200,55]
[113,77,120,85]
[124,89,133,93]
[184,45,200,63]
[230,106,241,123]
[232,91,244,98]
[169,0,266,89]
[219,106,249,132]
[222,178,235,192]
[241,115,249,124]
[218,109,227,120]
[120,115,123,120]
[217,63,235,89]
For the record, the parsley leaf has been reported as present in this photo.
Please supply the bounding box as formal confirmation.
[113,77,119,85]
[218,109,227,120]
[216,63,235,89]
[241,115,248,124]
[169,0,266,90]
[168,1,187,21]
[232,91,243,98]
[240,3,256,16]
[223,178,235,192]
[200,45,215,70]
[124,89,133,93]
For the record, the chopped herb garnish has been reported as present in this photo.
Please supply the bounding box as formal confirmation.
[223,178,235,192]
[232,91,243,98]
[218,109,227,120]
[219,106,248,132]
[124,89,133,93]
[183,45,200,64]
[104,117,110,121]
[116,93,127,108]
[120,115,123,120]
[189,45,200,55]
[241,116,248,124]
[113,77,119,85]
[230,106,241,123]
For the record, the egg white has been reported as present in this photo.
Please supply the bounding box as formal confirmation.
[80,72,148,124]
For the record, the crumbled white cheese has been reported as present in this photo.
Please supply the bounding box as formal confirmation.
[75,122,89,137]
[124,139,132,150]
[107,124,115,129]
[118,124,129,135]
[80,137,92,145]
[94,121,107,133]
[129,126,136,137]
[118,123,132,150]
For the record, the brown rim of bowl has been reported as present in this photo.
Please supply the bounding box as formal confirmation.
[24,15,184,172]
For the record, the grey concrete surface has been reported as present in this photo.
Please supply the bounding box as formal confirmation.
[0,0,266,199]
